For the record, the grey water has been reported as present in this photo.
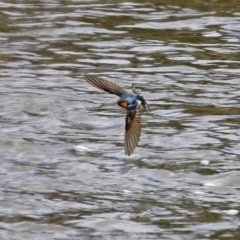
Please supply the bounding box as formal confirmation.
[0,1,240,239]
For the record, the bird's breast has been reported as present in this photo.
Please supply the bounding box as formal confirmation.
[117,99,128,108]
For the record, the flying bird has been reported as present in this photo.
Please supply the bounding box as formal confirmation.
[85,75,149,156]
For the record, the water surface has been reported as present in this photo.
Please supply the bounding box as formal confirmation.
[0,0,240,239]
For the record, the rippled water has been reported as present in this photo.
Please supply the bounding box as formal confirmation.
[1,1,240,239]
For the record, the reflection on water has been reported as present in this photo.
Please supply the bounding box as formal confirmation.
[0,0,240,239]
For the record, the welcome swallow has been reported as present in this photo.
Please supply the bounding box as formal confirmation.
[85,75,149,156]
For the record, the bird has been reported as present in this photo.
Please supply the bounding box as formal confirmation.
[85,75,149,156]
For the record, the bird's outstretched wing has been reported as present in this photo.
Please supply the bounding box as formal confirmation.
[125,108,142,156]
[85,75,128,97]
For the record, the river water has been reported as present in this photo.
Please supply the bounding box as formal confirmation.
[0,1,240,239]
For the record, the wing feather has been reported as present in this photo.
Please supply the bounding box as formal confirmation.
[124,109,142,156]
[85,75,127,96]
